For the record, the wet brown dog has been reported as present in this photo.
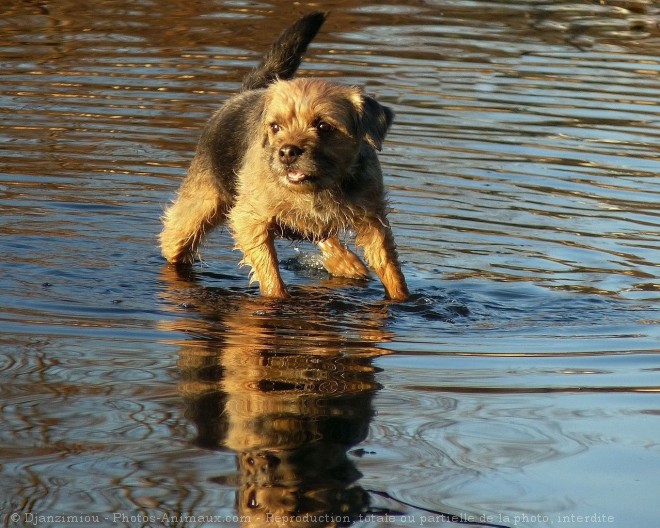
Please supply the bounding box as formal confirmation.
[160,12,409,301]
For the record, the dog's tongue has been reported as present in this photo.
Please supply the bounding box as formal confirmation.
[287,170,308,183]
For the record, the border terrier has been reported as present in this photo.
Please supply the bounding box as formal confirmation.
[160,12,409,301]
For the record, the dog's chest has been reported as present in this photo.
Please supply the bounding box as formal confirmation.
[272,192,357,241]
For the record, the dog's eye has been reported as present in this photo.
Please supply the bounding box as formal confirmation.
[316,121,334,133]
[270,123,280,133]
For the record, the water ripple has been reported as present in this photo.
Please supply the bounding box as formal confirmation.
[2,1,659,526]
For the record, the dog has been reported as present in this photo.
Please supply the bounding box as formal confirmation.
[159,12,409,301]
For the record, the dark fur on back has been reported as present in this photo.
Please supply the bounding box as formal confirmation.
[241,11,327,91]
[189,91,265,203]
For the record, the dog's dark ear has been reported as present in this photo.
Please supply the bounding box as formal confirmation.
[360,95,394,151]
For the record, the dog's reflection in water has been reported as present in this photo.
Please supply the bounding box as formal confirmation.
[163,268,393,527]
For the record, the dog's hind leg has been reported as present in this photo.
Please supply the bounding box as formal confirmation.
[318,236,370,279]
[160,164,228,265]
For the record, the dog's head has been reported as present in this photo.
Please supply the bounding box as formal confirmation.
[261,78,393,191]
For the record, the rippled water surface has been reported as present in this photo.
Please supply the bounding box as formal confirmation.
[1,1,659,527]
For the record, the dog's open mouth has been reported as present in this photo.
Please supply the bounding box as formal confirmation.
[287,170,311,184]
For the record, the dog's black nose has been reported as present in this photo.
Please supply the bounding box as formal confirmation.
[279,144,303,165]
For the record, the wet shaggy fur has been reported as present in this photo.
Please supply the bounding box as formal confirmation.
[159,12,409,301]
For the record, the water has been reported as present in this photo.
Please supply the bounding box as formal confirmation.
[1,1,659,526]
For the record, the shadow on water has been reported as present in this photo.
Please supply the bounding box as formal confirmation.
[160,266,389,526]
[159,266,507,528]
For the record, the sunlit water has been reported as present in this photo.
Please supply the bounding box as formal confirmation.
[1,1,659,527]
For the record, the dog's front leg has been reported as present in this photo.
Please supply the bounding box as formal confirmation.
[229,214,288,299]
[244,230,288,299]
[357,219,409,301]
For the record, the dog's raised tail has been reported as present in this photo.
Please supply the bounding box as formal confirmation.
[241,11,327,91]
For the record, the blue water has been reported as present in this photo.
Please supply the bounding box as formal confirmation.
[1,1,659,527]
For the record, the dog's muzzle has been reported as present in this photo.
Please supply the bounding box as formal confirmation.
[279,144,312,183]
